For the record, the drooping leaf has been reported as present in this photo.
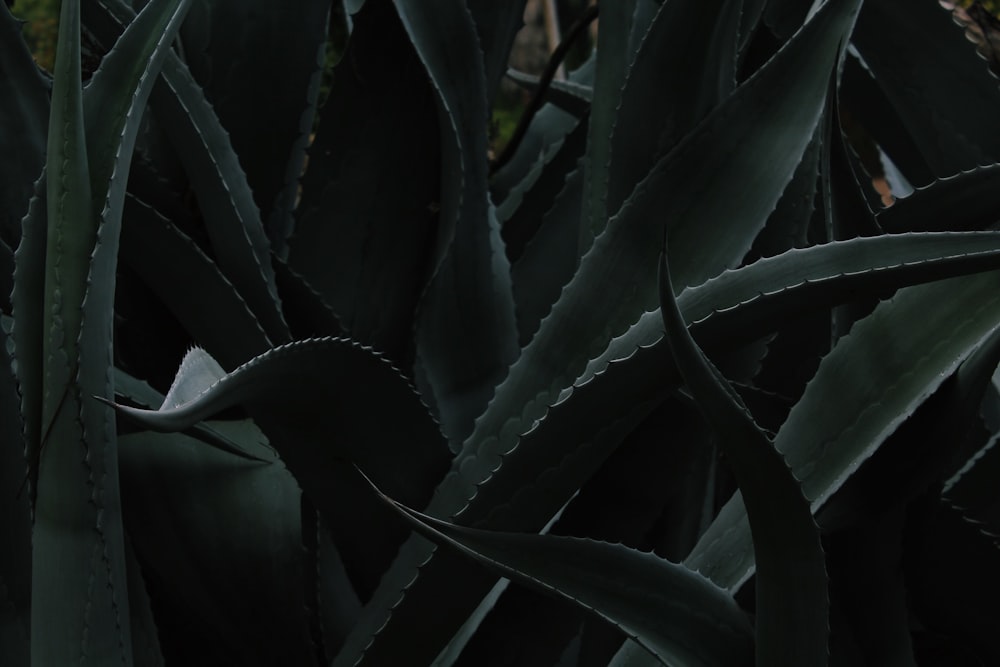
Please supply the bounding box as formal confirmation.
[107,338,450,601]
[112,366,270,463]
[365,474,754,667]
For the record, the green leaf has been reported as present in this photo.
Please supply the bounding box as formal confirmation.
[112,366,271,463]
[119,430,319,666]
[107,338,450,600]
[86,0,290,344]
[498,114,588,265]
[659,241,828,665]
[30,0,193,662]
[10,176,45,504]
[365,474,754,667]
[511,163,584,346]
[399,0,519,444]
[462,0,862,477]
[583,0,638,237]
[686,270,1000,593]
[606,0,740,220]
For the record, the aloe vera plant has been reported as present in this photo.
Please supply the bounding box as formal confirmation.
[3,0,1000,664]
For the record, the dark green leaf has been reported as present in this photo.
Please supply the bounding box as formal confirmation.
[659,242,828,666]
[687,271,1000,592]
[120,430,319,666]
[606,0,740,219]
[400,0,519,444]
[108,338,450,600]
[583,0,638,236]
[366,474,754,667]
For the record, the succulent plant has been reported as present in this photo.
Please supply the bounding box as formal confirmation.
[3,0,1000,665]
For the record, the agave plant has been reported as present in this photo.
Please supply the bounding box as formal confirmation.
[3,0,1000,664]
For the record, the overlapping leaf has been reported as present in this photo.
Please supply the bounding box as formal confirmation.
[366,474,754,667]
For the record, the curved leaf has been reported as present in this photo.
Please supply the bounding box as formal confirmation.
[461,0,863,479]
[687,270,1000,592]
[30,0,193,662]
[400,0,519,444]
[366,474,754,667]
[659,241,828,666]
[108,337,450,600]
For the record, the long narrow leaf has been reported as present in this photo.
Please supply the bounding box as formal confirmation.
[659,241,828,665]
[364,474,754,667]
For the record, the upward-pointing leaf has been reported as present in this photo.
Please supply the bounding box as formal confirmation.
[27,0,192,663]
[659,241,828,666]
[337,4,863,665]
[399,0,519,445]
